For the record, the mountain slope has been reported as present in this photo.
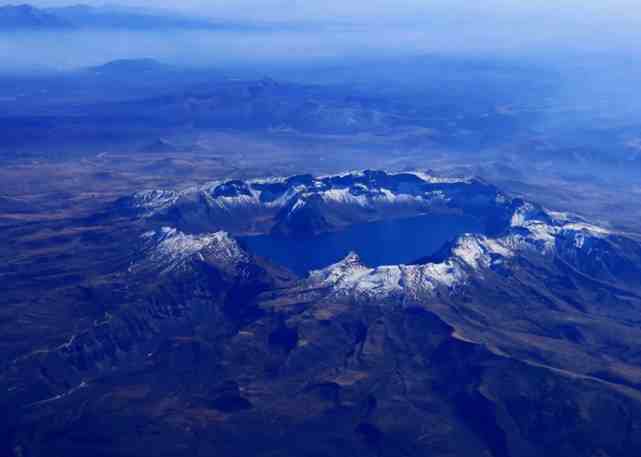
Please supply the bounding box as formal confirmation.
[116,170,519,236]
[3,170,641,456]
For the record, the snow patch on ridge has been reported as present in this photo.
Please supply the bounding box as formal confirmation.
[312,202,620,300]
[315,170,470,184]
[122,170,469,219]
[128,190,179,217]
[140,227,246,273]
[309,234,514,300]
[562,222,611,236]
[309,253,403,299]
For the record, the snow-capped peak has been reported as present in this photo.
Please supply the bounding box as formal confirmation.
[308,234,516,300]
[118,170,487,232]
[126,189,179,217]
[138,227,246,273]
[309,203,622,302]
[309,253,403,299]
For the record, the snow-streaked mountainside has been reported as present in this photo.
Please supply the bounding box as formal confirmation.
[123,170,641,299]
[117,170,520,236]
[136,227,247,274]
[308,207,632,300]
[121,170,474,219]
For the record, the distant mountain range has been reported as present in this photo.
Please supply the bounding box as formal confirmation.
[0,4,71,29]
[84,58,176,77]
[0,3,247,30]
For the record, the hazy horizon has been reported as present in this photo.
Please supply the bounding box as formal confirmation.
[2,0,641,72]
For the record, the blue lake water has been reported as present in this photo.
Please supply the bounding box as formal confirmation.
[239,214,484,276]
